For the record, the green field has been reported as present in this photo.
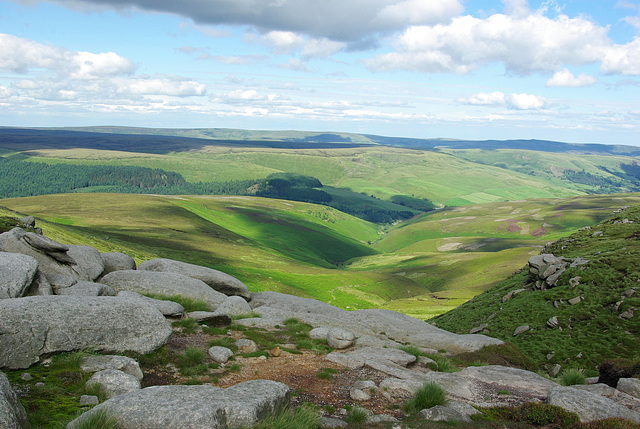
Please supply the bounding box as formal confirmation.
[3,192,640,318]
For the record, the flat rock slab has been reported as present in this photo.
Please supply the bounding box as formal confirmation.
[68,379,289,429]
[547,386,640,423]
[249,292,502,354]
[0,296,172,369]
[326,346,417,379]
[138,258,251,300]
[100,270,227,310]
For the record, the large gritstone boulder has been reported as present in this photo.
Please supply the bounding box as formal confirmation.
[138,258,251,300]
[0,296,172,369]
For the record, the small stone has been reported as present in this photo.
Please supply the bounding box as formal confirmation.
[550,364,562,377]
[513,325,530,337]
[418,405,471,423]
[568,296,582,305]
[547,353,555,361]
[623,288,636,297]
[268,346,282,357]
[470,323,488,334]
[320,416,348,428]
[208,346,234,363]
[620,308,636,319]
[350,388,371,401]
[569,276,581,288]
[547,316,559,329]
[235,339,258,354]
[79,395,99,406]
[20,373,33,381]
[34,382,45,388]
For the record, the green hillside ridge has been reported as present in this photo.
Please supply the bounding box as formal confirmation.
[432,204,640,372]
[4,193,640,320]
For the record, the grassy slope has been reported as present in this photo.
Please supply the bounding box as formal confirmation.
[432,204,640,372]
[16,145,583,207]
[4,193,640,320]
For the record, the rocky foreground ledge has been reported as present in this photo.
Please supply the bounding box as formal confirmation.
[1,218,640,428]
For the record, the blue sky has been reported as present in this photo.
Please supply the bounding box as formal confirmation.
[1,0,639,145]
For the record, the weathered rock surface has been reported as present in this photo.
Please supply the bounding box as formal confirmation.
[247,292,502,354]
[547,386,640,423]
[100,270,227,310]
[0,252,39,299]
[100,252,136,276]
[138,258,251,300]
[0,296,172,369]
[68,379,290,429]
[0,228,81,280]
[67,245,104,281]
[572,383,640,412]
[618,378,640,401]
[208,346,234,363]
[418,405,472,423]
[326,347,416,379]
[0,371,30,429]
[215,295,252,316]
[116,291,184,317]
[235,339,258,354]
[326,328,355,349]
[80,355,144,380]
[55,281,115,297]
[87,369,141,399]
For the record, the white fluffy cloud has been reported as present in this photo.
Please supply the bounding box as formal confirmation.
[461,91,545,110]
[367,11,609,74]
[116,77,206,97]
[546,69,597,87]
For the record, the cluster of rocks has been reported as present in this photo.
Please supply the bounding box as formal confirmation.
[527,253,589,290]
[2,218,640,428]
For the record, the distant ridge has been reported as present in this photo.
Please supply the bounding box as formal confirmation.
[2,126,639,155]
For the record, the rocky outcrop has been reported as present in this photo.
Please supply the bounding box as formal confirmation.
[100,270,227,310]
[527,253,589,290]
[0,296,172,369]
[67,380,290,429]
[138,258,251,300]
[0,371,30,429]
[547,386,640,423]
[244,292,502,354]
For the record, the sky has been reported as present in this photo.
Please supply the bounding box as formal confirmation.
[1,0,639,145]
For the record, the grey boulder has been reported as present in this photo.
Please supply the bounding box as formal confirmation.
[326,328,355,349]
[547,386,640,423]
[87,369,141,399]
[216,296,252,316]
[100,252,136,276]
[0,296,172,369]
[0,371,30,429]
[208,346,234,363]
[618,378,640,400]
[139,258,251,300]
[67,245,104,281]
[0,252,39,299]
[418,405,472,423]
[67,379,289,429]
[80,355,144,380]
[100,270,227,310]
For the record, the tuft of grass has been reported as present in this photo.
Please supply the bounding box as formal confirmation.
[343,406,368,426]
[73,409,120,429]
[242,404,319,429]
[208,337,238,351]
[315,367,339,380]
[456,343,536,371]
[172,318,199,335]
[398,345,422,363]
[404,382,447,414]
[424,353,458,373]
[232,311,261,320]
[201,326,228,336]
[559,368,586,386]
[475,403,579,427]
